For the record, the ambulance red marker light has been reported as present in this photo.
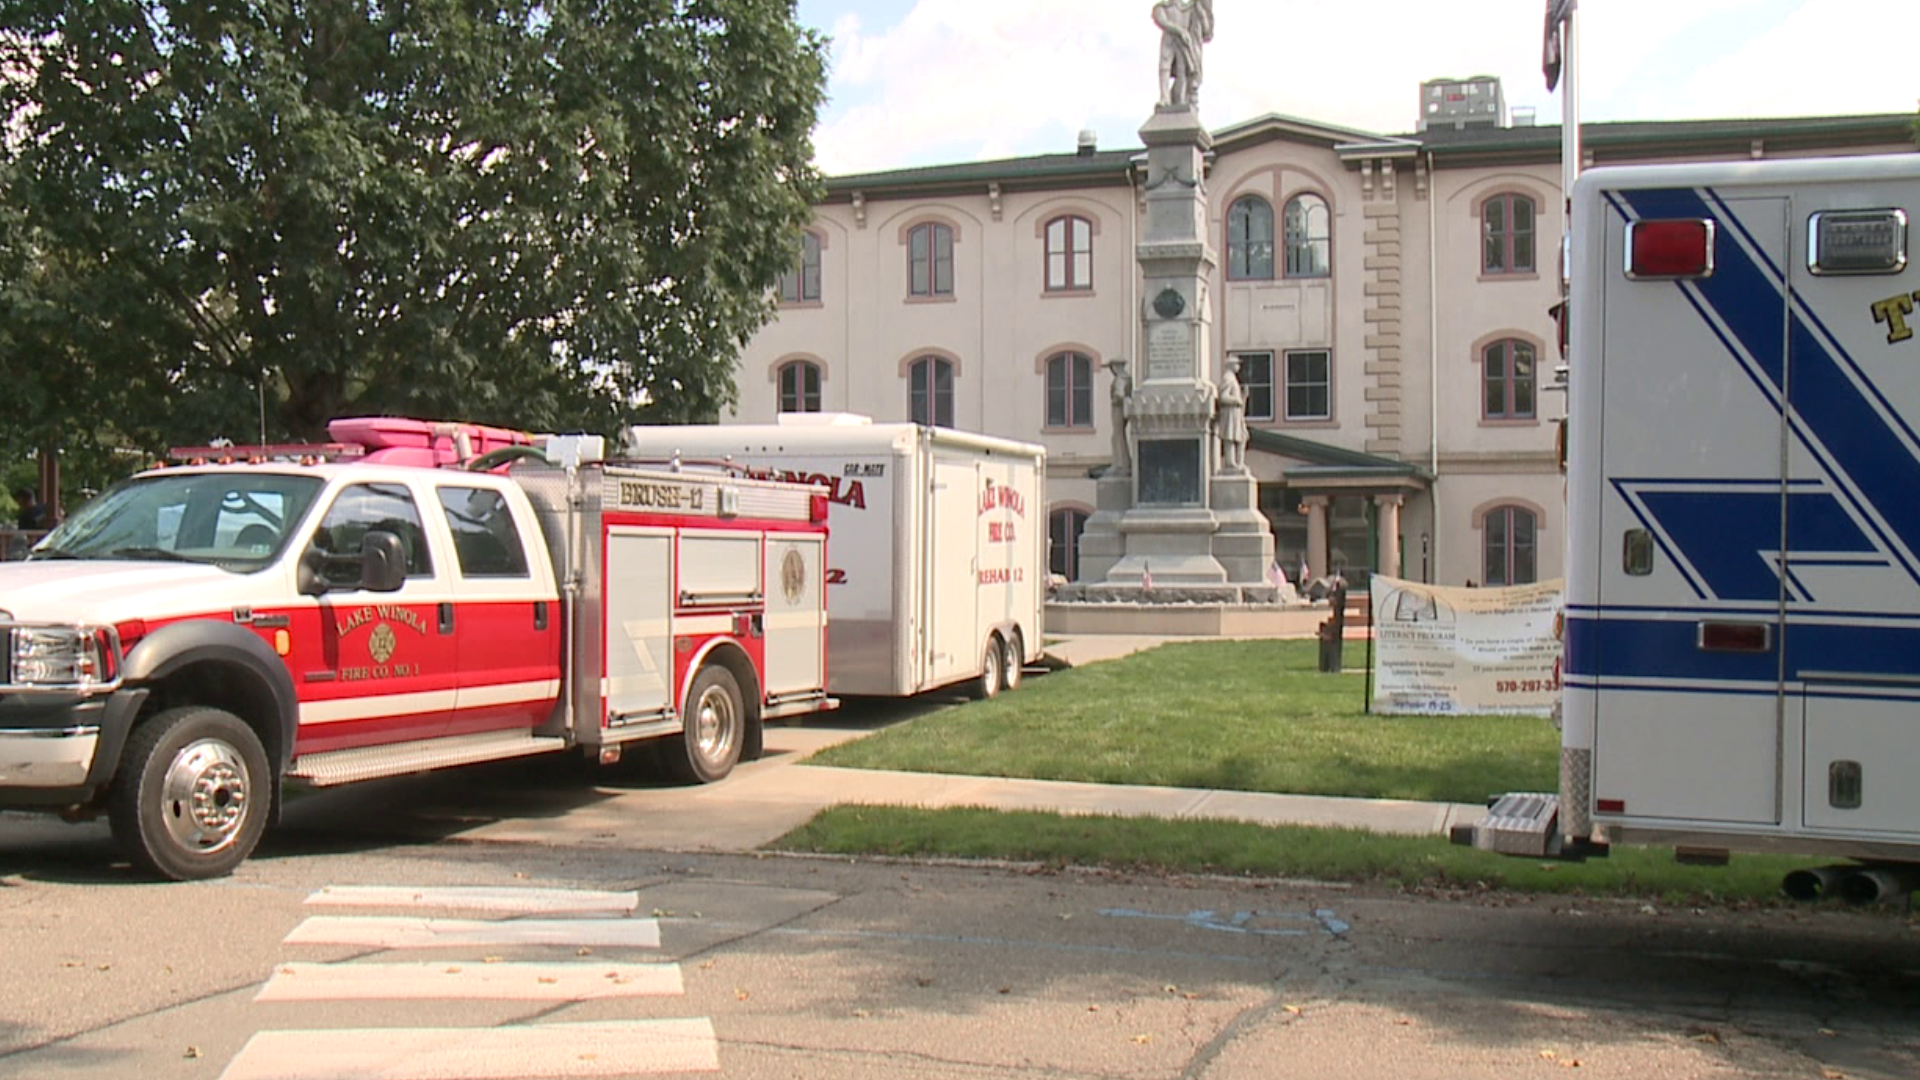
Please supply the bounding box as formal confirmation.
[1626,218,1714,279]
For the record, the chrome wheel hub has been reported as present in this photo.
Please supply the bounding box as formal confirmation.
[160,738,250,853]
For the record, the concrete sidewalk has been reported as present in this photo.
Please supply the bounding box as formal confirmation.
[460,633,1488,855]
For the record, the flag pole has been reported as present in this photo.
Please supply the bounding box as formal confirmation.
[1560,7,1581,231]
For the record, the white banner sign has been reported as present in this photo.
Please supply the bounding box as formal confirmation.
[1369,575,1563,716]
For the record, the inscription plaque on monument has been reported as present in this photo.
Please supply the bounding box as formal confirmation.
[1138,438,1202,504]
[1145,320,1192,380]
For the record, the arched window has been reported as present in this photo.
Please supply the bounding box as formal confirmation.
[779,232,822,303]
[1482,193,1536,274]
[1044,215,1093,291]
[909,355,954,427]
[1483,505,1538,586]
[1045,351,1093,428]
[1049,507,1090,582]
[1226,196,1274,280]
[778,360,822,413]
[908,222,954,297]
[1482,339,1537,420]
[1283,194,1330,278]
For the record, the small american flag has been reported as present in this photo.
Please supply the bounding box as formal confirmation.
[1543,0,1577,91]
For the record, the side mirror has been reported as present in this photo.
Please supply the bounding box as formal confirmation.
[358,531,408,593]
[295,529,409,596]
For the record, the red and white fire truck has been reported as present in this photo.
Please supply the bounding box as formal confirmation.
[0,417,833,879]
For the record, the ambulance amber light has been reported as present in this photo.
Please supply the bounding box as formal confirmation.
[1626,218,1714,279]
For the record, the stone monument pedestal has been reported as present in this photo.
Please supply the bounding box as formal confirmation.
[1057,3,1280,612]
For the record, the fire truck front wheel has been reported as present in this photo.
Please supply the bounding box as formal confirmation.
[108,706,271,881]
[670,665,746,784]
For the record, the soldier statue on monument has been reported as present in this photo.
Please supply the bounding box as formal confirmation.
[1216,354,1248,474]
[1152,0,1214,109]
[1107,358,1133,477]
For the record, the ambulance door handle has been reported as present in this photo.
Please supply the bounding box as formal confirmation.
[438,602,454,634]
[534,601,549,631]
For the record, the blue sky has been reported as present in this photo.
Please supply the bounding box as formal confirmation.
[793,0,1916,175]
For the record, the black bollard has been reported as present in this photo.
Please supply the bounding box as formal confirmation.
[1317,580,1348,673]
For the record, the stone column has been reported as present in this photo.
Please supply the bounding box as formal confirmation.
[1301,495,1329,581]
[1374,493,1404,579]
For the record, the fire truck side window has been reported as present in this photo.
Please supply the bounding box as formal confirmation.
[436,486,530,578]
[313,483,434,584]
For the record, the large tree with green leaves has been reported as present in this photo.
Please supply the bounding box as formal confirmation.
[0,0,826,461]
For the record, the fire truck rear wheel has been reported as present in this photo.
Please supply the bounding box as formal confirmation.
[108,706,271,881]
[670,665,745,784]
[973,636,1005,700]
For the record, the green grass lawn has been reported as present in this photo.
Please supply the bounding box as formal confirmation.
[810,639,1559,805]
[773,805,1832,905]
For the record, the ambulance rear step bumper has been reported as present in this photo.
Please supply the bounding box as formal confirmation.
[289,730,568,787]
[1449,792,1611,861]
[1451,792,1560,857]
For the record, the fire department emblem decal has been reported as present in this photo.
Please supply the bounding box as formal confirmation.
[368,623,398,664]
[781,548,806,604]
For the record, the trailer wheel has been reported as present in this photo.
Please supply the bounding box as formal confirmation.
[668,665,745,784]
[1000,631,1025,693]
[108,706,271,881]
[973,635,1005,701]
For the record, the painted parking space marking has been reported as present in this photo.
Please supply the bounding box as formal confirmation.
[283,915,662,949]
[254,960,683,1002]
[1100,907,1350,937]
[218,1018,719,1080]
[305,885,640,915]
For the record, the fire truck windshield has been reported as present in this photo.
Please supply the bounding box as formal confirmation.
[34,472,325,569]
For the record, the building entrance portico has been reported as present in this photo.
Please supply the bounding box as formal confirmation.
[1247,429,1429,590]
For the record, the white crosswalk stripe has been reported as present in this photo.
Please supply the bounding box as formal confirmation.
[220,1019,719,1080]
[305,884,641,915]
[218,885,717,1079]
[255,961,684,1002]
[283,914,663,949]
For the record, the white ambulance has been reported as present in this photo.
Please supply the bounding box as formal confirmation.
[624,416,1045,700]
[1463,156,1920,903]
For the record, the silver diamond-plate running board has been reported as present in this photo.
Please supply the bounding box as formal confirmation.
[1471,792,1559,856]
[288,731,569,787]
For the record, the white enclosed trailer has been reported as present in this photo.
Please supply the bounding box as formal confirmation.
[624,417,1045,699]
[1461,156,1920,900]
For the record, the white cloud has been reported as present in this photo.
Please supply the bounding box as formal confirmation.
[807,0,1919,175]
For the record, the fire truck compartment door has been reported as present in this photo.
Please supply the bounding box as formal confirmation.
[604,528,673,721]
[763,535,826,697]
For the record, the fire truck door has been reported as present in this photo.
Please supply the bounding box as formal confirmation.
[434,484,563,738]
[604,528,674,725]
[763,534,825,696]
[295,482,458,754]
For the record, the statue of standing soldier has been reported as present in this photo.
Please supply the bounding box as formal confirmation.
[1107,358,1133,477]
[1152,0,1214,109]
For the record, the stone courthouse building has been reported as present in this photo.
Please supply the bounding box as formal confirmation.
[728,74,1913,590]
